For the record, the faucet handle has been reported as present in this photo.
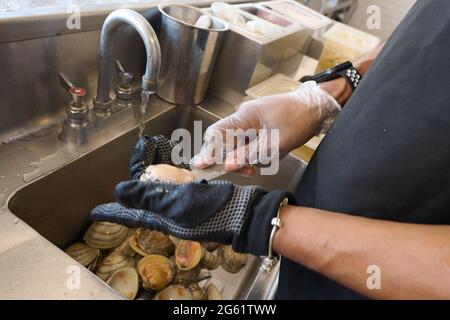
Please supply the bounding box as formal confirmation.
[115,59,134,86]
[58,73,87,104]
[114,60,134,103]
[115,59,126,73]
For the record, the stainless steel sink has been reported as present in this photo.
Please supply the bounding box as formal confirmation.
[7,105,306,299]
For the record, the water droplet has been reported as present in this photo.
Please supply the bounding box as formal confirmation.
[13,218,19,224]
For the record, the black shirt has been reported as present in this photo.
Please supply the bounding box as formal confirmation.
[278,0,450,299]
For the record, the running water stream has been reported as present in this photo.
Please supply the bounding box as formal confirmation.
[138,90,152,138]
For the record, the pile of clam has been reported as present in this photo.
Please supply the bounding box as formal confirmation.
[65,222,247,300]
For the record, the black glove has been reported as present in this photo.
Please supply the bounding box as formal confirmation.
[91,135,296,256]
[128,134,189,180]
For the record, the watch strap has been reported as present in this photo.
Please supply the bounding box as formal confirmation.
[306,61,362,92]
[338,66,361,91]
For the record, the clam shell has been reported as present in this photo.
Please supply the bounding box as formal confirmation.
[83,222,128,250]
[65,243,101,268]
[112,231,137,258]
[203,242,221,251]
[206,283,223,300]
[218,245,247,273]
[173,264,201,285]
[129,228,174,257]
[169,235,181,246]
[176,269,212,286]
[95,251,134,281]
[188,283,206,300]
[201,249,221,270]
[154,285,193,300]
[87,251,103,272]
[106,267,139,300]
[175,240,202,271]
[140,164,195,184]
[137,255,175,291]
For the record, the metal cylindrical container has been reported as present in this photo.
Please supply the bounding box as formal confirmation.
[157,3,228,105]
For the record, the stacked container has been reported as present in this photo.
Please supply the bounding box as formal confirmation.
[206,1,330,105]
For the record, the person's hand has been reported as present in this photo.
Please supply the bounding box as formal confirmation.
[191,81,341,173]
[91,179,296,256]
[128,135,189,180]
[90,134,296,256]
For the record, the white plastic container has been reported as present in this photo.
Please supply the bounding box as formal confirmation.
[262,0,331,31]
[209,2,282,42]
[317,22,381,72]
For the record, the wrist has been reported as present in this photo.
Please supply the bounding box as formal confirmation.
[234,190,296,256]
[319,77,353,106]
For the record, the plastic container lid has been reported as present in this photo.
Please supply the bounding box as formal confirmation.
[262,0,331,30]
[206,4,283,42]
[245,74,299,99]
[323,22,381,55]
[238,3,294,28]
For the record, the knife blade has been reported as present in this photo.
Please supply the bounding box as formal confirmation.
[190,164,227,181]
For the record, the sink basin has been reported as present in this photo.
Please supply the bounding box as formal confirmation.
[7,105,306,299]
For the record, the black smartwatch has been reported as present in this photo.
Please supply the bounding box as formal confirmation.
[301,61,362,92]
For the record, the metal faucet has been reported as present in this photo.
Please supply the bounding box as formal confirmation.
[58,73,89,144]
[93,9,161,114]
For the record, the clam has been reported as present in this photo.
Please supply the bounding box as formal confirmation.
[95,251,134,281]
[129,228,174,257]
[169,235,181,246]
[106,267,139,300]
[188,283,206,300]
[201,249,221,270]
[65,242,101,271]
[140,164,195,184]
[133,255,142,269]
[154,285,193,300]
[173,264,211,285]
[137,255,175,291]
[88,251,103,272]
[173,264,201,285]
[175,240,203,271]
[203,242,221,251]
[83,221,128,250]
[218,245,247,273]
[206,283,223,300]
[112,229,137,257]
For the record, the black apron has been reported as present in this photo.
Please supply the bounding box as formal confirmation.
[278,0,450,299]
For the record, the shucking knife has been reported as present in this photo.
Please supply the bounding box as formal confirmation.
[190,164,228,181]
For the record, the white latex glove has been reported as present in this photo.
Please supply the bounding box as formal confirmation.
[192,81,341,173]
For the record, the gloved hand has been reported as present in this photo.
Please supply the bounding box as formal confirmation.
[91,135,296,256]
[92,180,295,256]
[191,81,341,173]
[128,134,189,180]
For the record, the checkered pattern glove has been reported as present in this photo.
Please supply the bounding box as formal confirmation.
[129,134,189,180]
[91,135,296,256]
[92,179,294,256]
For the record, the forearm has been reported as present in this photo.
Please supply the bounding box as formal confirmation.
[273,205,450,299]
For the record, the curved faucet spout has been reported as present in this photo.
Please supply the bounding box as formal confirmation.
[94,9,161,113]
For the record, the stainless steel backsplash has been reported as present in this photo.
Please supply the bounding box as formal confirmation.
[0,10,158,141]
